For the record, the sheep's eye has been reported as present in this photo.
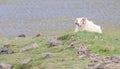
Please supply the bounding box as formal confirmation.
[76,23,80,26]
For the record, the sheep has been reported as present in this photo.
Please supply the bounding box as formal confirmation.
[74,17,102,33]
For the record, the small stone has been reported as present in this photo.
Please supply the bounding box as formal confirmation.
[0,49,14,55]
[18,34,26,38]
[111,55,120,63]
[6,50,14,54]
[20,43,39,52]
[43,52,54,58]
[116,63,120,67]
[102,56,112,64]
[89,54,101,63]
[36,33,42,38]
[111,55,120,60]
[84,63,96,69]
[78,46,87,54]
[48,36,57,47]
[22,58,31,64]
[112,58,119,63]
[94,63,112,69]
[68,42,77,48]
[3,43,10,48]
[48,36,63,47]
[77,46,90,57]
[79,54,86,58]
[0,63,12,69]
[88,63,96,67]
[3,43,15,48]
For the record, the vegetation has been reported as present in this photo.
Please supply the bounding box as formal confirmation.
[0,31,120,69]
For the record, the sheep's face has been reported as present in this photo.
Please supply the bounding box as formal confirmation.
[74,17,87,27]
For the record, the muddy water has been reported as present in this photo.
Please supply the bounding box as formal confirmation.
[0,0,120,37]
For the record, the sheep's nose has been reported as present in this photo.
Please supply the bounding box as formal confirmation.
[75,22,77,24]
[75,23,79,25]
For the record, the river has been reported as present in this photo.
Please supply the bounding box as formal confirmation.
[0,0,120,37]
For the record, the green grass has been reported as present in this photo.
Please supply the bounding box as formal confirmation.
[0,31,120,69]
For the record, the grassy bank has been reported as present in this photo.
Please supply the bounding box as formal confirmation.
[0,31,120,69]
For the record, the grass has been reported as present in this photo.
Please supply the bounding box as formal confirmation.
[0,31,120,69]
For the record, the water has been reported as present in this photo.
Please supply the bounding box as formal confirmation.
[0,0,120,37]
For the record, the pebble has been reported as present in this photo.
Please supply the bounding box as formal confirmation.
[0,63,12,69]
[20,43,39,52]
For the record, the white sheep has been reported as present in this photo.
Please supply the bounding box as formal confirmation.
[74,17,102,33]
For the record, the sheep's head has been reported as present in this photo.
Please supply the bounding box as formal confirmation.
[74,17,87,27]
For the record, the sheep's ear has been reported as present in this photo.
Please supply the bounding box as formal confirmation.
[82,17,87,24]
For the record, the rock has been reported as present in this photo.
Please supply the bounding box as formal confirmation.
[36,33,42,38]
[43,52,54,58]
[0,49,14,55]
[0,63,12,69]
[85,63,112,69]
[88,63,96,67]
[20,43,39,52]
[103,46,115,51]
[3,43,15,48]
[85,63,96,69]
[48,36,63,48]
[116,63,120,67]
[89,54,101,63]
[22,58,31,64]
[102,56,112,64]
[3,43,10,48]
[111,55,120,60]
[77,46,87,55]
[94,63,112,69]
[18,34,26,38]
[68,42,77,48]
[111,57,119,63]
[48,36,57,47]
[77,46,90,58]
